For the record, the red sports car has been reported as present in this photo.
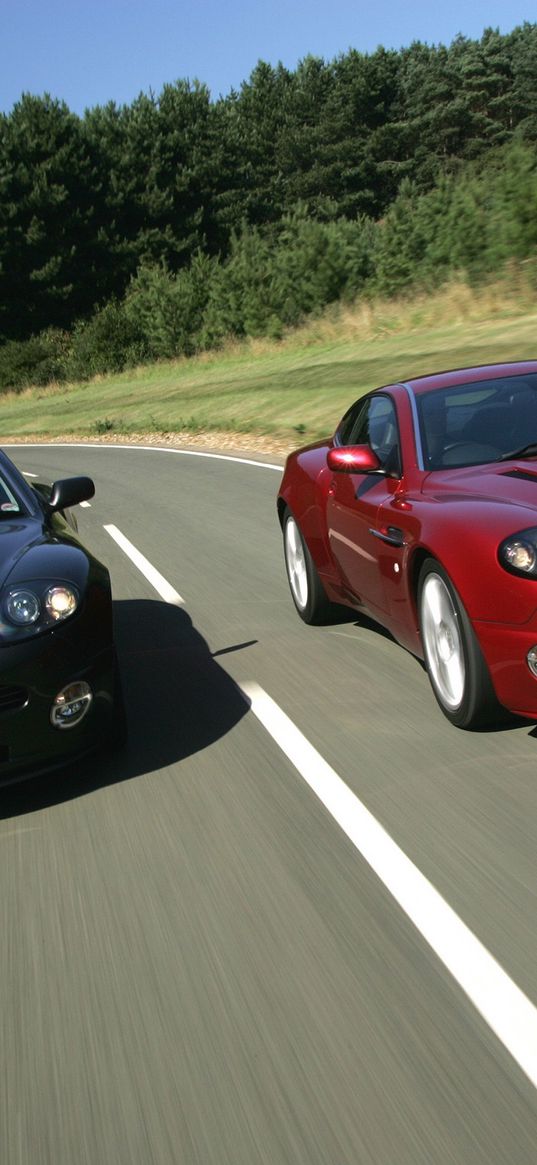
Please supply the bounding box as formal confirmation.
[278,360,537,728]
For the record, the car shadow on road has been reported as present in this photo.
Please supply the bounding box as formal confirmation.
[0,599,251,818]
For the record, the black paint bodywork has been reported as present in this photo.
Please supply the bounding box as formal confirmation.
[0,450,120,783]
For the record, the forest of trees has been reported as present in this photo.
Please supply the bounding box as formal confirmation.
[1,23,537,389]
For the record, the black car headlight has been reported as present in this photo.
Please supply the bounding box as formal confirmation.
[499,528,537,577]
[1,581,79,640]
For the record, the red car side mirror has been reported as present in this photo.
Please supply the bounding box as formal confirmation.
[327,445,382,474]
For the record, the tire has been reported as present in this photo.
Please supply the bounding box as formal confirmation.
[418,557,499,729]
[283,509,331,625]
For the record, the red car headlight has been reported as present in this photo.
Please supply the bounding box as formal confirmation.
[499,529,537,577]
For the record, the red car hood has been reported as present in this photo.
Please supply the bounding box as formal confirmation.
[421,462,537,515]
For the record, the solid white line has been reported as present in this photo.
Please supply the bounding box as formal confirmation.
[241,681,537,1091]
[103,524,184,605]
[3,443,284,472]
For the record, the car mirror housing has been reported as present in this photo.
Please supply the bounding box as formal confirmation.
[48,477,95,512]
[327,446,382,474]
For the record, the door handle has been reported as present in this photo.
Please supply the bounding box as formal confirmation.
[369,526,405,547]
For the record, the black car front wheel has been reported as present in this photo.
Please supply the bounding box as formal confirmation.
[418,558,499,729]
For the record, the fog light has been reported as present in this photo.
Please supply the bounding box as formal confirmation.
[527,647,537,678]
[51,681,92,729]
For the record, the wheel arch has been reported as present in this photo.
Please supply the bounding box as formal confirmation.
[409,545,438,616]
[415,552,501,728]
[406,543,474,654]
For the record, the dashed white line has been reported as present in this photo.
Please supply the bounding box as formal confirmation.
[104,524,184,605]
[241,680,537,1092]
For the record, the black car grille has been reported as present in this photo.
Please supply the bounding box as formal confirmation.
[0,685,28,714]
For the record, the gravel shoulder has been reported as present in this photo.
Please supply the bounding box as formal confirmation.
[2,430,295,464]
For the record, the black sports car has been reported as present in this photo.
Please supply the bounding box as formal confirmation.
[0,448,124,783]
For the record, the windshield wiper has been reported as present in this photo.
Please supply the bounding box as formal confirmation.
[498,443,537,461]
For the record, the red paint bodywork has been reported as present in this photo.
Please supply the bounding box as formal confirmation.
[277,361,537,719]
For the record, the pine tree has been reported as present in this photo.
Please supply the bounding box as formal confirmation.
[0,94,104,340]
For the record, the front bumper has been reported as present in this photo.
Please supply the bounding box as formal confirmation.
[0,629,117,784]
[475,616,537,719]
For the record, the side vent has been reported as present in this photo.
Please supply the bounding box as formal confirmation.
[0,685,28,715]
[502,470,537,484]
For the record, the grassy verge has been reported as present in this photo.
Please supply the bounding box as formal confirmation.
[2,279,537,451]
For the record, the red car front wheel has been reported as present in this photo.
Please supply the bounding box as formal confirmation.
[283,509,331,625]
[418,558,499,729]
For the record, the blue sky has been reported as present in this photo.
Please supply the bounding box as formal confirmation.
[2,0,535,115]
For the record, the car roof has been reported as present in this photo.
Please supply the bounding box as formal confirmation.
[398,361,537,396]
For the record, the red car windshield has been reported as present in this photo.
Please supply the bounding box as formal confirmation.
[417,373,537,469]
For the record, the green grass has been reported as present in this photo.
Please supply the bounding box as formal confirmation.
[2,280,537,447]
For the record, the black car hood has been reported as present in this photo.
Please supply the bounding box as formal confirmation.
[0,518,88,588]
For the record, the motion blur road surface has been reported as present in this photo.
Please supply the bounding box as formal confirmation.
[2,443,537,1164]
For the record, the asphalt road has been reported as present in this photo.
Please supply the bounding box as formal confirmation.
[2,442,537,1164]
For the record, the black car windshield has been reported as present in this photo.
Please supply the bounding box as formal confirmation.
[417,373,537,469]
[0,473,22,515]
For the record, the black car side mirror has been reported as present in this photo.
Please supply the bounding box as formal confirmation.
[48,477,96,512]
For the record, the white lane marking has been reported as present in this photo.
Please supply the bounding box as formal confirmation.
[104,524,184,605]
[241,681,537,1092]
[3,443,284,472]
[80,500,91,508]
[22,471,38,478]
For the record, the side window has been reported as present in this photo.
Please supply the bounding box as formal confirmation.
[0,476,21,513]
[338,399,370,446]
[338,395,401,475]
